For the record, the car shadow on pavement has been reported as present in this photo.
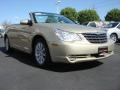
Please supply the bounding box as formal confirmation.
[0,47,103,72]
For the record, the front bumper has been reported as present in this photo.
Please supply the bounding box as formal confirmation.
[49,41,114,63]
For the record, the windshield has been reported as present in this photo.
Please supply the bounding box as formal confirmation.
[34,13,75,24]
[105,22,119,28]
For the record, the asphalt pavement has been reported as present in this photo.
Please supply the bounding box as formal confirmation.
[0,38,120,90]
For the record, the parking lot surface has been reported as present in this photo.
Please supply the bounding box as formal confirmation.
[0,38,120,90]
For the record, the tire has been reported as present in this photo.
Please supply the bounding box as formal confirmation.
[33,39,51,66]
[5,37,11,52]
[0,34,2,38]
[110,33,118,43]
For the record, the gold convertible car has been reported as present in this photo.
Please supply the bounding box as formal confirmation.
[4,12,114,66]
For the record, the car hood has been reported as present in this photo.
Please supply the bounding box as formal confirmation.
[37,23,105,33]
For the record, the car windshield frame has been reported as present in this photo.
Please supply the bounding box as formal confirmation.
[105,22,119,28]
[33,12,75,24]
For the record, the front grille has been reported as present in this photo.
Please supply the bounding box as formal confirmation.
[82,33,107,43]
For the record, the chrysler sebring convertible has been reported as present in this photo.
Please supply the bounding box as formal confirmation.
[4,12,114,66]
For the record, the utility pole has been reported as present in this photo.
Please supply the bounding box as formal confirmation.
[56,0,61,14]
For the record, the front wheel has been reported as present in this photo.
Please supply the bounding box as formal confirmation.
[33,39,51,66]
[5,37,11,52]
[110,34,118,43]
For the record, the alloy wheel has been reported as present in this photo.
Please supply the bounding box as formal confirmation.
[110,34,117,43]
[5,38,9,51]
[35,42,47,65]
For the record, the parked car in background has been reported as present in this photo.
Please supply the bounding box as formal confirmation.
[104,22,120,43]
[0,29,5,38]
[82,21,105,28]
[4,12,114,66]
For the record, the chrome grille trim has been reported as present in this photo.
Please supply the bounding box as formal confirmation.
[82,33,107,43]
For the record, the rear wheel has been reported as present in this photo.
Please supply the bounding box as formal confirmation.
[33,39,51,66]
[110,33,118,43]
[5,37,11,52]
[0,34,2,38]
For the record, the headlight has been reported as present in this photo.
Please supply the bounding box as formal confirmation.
[55,29,82,41]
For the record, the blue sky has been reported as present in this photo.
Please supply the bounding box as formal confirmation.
[0,0,120,24]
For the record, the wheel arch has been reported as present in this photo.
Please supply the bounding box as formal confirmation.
[110,32,118,38]
[32,35,50,53]
[31,34,52,64]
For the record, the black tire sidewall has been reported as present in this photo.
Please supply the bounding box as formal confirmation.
[33,39,50,66]
[5,37,11,52]
[110,34,118,43]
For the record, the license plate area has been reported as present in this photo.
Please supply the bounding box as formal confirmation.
[98,47,108,56]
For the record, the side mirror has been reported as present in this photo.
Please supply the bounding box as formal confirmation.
[74,20,79,24]
[20,20,32,26]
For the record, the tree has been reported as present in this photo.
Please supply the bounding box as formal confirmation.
[77,9,100,24]
[2,20,11,30]
[105,8,120,21]
[60,7,77,21]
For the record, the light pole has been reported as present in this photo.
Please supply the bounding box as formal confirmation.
[56,0,61,14]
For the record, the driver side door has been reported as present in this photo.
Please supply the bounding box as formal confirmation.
[16,25,33,53]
